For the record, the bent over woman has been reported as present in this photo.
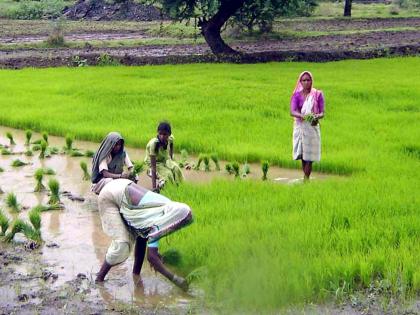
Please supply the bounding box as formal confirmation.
[290,71,325,180]
[95,179,193,290]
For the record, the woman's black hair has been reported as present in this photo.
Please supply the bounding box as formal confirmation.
[157,121,171,135]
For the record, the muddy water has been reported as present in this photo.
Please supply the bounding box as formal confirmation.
[0,126,336,310]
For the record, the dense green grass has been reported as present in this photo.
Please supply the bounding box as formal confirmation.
[0,58,419,310]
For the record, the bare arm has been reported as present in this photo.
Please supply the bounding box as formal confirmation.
[290,110,304,119]
[151,155,157,190]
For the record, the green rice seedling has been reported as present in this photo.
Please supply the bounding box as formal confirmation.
[133,161,145,176]
[32,144,41,151]
[0,209,9,236]
[6,132,16,145]
[194,154,205,170]
[70,150,84,157]
[28,207,41,231]
[42,132,48,144]
[242,162,251,177]
[65,135,73,152]
[42,168,56,175]
[80,161,91,180]
[49,147,59,155]
[210,153,221,171]
[6,192,20,213]
[34,168,46,192]
[232,161,240,178]
[1,148,11,155]
[0,167,3,172]
[84,150,94,158]
[32,139,42,145]
[261,160,269,180]
[186,266,208,283]
[3,218,27,243]
[25,150,33,156]
[48,179,60,205]
[203,154,210,172]
[161,249,182,266]
[25,130,32,145]
[181,149,188,163]
[11,159,28,167]
[32,204,63,212]
[39,140,47,159]
[225,163,234,174]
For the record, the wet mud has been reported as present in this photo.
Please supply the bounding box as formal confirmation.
[0,17,418,68]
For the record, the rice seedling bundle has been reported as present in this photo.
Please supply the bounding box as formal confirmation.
[70,150,84,157]
[6,192,20,213]
[232,161,240,178]
[261,160,269,180]
[34,168,45,192]
[6,132,16,145]
[0,209,9,236]
[11,159,28,167]
[84,150,94,158]
[65,135,73,151]
[203,154,210,172]
[39,140,47,159]
[42,168,56,175]
[210,153,220,171]
[80,161,91,180]
[25,130,32,145]
[28,207,41,231]
[195,154,205,170]
[47,179,60,205]
[132,161,145,176]
[25,150,33,156]
[42,132,48,144]
[32,144,41,151]
[1,148,11,155]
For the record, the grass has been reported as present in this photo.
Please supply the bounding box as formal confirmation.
[0,58,418,310]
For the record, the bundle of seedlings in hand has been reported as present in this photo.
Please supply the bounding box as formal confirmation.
[42,132,49,144]
[242,162,251,177]
[304,113,318,125]
[25,130,32,145]
[203,154,210,172]
[42,168,56,175]
[80,161,91,180]
[179,149,188,168]
[11,159,29,167]
[84,150,94,158]
[132,161,145,176]
[0,209,9,236]
[6,192,20,213]
[210,153,220,171]
[225,163,234,174]
[65,134,73,152]
[232,161,240,178]
[34,168,46,192]
[6,132,16,145]
[195,154,205,170]
[1,148,11,155]
[48,179,60,205]
[261,160,269,180]
[39,140,47,159]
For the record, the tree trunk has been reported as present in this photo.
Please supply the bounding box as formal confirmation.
[344,0,352,17]
[199,0,246,55]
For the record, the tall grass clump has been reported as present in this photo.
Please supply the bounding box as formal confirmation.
[6,192,20,213]
[25,130,32,145]
[47,179,60,205]
[6,132,16,145]
[39,140,47,159]
[0,209,9,236]
[34,168,46,192]
[261,161,269,180]
[80,161,91,180]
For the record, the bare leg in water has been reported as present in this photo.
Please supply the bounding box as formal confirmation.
[302,160,313,180]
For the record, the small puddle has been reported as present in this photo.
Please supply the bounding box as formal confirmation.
[0,126,336,310]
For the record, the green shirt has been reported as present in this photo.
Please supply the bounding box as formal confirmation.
[144,135,174,166]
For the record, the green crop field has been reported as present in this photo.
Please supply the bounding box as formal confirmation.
[0,57,419,311]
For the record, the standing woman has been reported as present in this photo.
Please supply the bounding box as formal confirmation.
[290,71,325,180]
[144,122,183,191]
[91,132,134,194]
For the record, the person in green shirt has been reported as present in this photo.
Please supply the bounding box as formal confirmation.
[144,122,183,191]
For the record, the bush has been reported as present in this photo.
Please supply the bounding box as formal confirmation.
[7,0,66,20]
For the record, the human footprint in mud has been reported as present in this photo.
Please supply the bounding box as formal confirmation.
[91,132,135,194]
[95,179,192,291]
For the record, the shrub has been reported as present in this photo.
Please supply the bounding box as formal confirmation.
[6,0,67,20]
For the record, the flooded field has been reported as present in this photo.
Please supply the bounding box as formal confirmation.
[0,126,338,313]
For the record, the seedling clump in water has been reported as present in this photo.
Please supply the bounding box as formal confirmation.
[42,132,49,144]
[84,150,94,158]
[80,161,91,180]
[1,148,11,155]
[262,161,269,180]
[225,163,234,174]
[34,168,46,192]
[6,132,16,145]
[210,153,220,171]
[39,140,47,159]
[232,161,240,178]
[203,154,210,172]
[65,135,73,152]
[11,159,28,167]
[48,179,60,205]
[6,192,20,213]
[0,209,9,236]
[25,130,32,145]
[195,154,205,170]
